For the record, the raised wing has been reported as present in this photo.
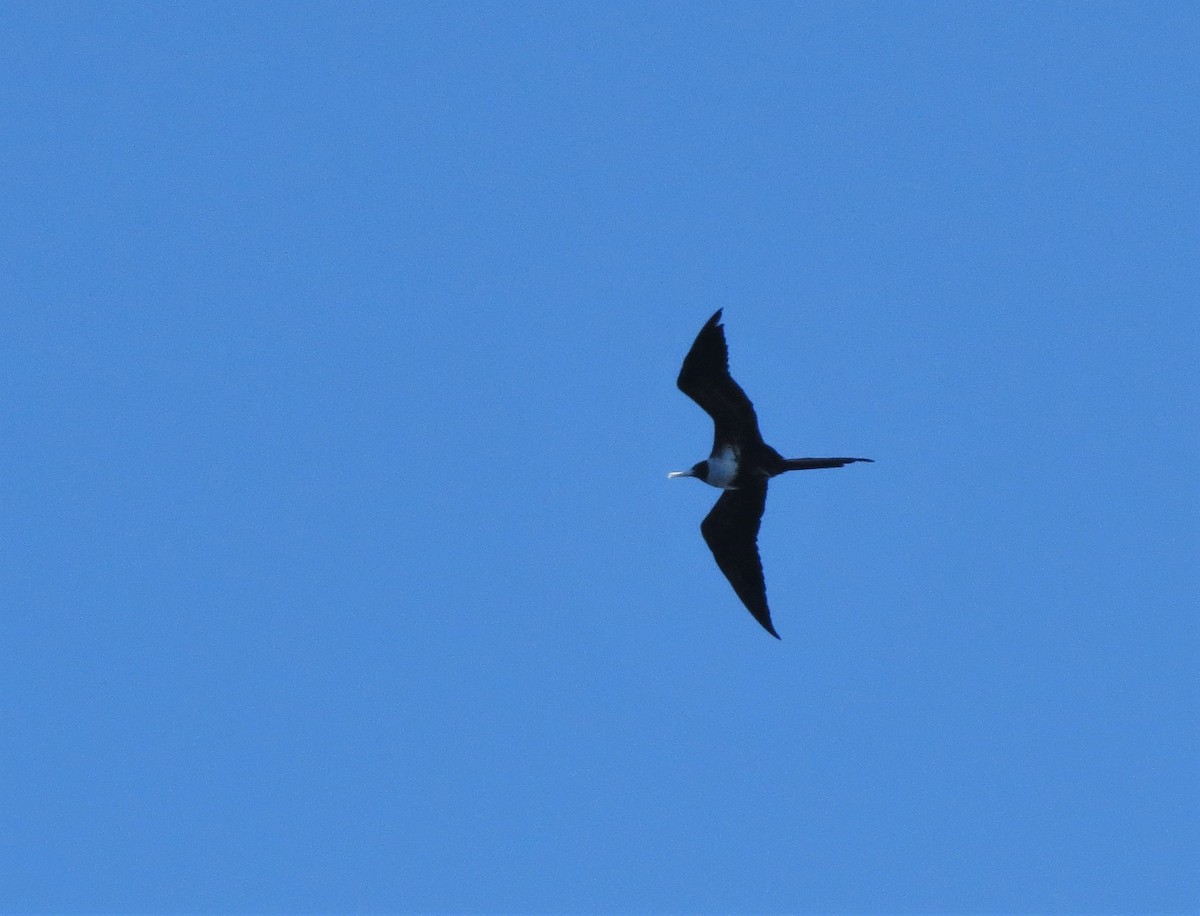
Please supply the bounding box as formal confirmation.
[676,309,764,452]
[699,478,779,638]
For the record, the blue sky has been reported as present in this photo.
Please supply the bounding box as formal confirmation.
[2,3,1197,912]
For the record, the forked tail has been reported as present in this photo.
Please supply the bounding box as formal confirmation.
[781,457,874,471]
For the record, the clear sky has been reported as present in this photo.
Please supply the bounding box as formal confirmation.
[3,3,1197,913]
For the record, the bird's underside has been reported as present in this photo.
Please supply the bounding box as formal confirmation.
[672,309,872,638]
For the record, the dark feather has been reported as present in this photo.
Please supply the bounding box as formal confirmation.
[699,479,779,638]
[676,309,765,453]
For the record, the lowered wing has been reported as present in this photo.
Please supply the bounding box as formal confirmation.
[699,478,779,638]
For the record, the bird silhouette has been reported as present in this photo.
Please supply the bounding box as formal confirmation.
[669,310,872,637]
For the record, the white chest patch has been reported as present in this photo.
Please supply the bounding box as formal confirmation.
[707,445,740,489]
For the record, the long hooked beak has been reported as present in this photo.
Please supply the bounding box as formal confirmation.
[667,470,692,479]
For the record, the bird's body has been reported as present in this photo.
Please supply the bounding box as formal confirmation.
[669,309,872,638]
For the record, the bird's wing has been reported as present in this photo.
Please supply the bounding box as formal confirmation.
[676,309,764,452]
[700,479,779,638]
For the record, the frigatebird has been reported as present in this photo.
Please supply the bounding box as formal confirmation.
[669,309,872,638]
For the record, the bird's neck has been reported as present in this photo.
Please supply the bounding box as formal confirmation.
[705,445,740,489]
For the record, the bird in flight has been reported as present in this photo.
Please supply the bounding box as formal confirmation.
[669,309,872,638]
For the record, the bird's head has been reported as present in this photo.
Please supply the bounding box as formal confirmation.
[668,460,708,482]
